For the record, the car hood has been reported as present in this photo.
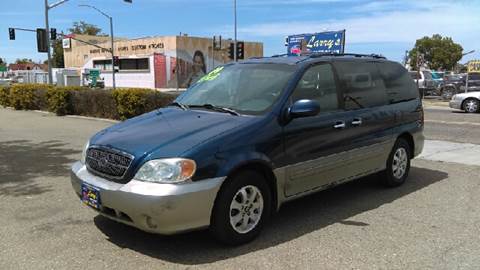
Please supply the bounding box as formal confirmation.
[455,91,480,98]
[90,107,256,159]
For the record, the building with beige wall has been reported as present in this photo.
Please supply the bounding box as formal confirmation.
[63,34,263,89]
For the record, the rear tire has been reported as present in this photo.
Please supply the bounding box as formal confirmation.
[381,138,411,187]
[210,170,272,245]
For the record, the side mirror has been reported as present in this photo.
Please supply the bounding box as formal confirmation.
[289,99,320,118]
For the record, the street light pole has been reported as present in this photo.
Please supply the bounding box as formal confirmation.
[44,0,53,84]
[79,4,116,90]
[233,0,237,62]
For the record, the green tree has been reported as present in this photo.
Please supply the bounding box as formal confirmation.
[0,58,6,67]
[68,21,103,36]
[51,34,65,68]
[409,34,463,71]
[15,58,33,64]
[51,21,104,68]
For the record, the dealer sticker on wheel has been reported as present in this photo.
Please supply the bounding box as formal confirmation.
[81,183,101,210]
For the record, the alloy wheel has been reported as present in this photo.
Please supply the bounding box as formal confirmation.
[229,185,264,234]
[465,100,479,113]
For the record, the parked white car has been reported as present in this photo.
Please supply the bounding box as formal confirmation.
[449,91,480,113]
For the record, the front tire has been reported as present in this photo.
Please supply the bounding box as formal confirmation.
[210,170,272,245]
[463,98,479,113]
[381,138,411,187]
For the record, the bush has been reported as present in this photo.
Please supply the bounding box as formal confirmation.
[46,86,88,115]
[112,88,175,120]
[9,84,51,110]
[70,89,119,119]
[3,84,178,120]
[0,86,10,107]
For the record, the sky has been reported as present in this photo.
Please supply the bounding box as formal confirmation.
[0,0,479,65]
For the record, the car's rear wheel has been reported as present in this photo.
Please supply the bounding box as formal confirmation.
[210,170,271,245]
[441,86,455,100]
[381,138,411,187]
[463,98,479,113]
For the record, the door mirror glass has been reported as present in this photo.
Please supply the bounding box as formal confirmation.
[289,99,320,118]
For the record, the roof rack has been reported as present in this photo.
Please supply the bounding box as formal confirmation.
[305,52,386,59]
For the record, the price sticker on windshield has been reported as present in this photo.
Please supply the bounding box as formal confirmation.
[199,66,224,82]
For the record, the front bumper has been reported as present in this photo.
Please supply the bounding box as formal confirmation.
[449,99,462,110]
[70,161,225,235]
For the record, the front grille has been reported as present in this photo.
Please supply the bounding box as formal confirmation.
[85,147,133,181]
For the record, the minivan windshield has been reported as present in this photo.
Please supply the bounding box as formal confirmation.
[176,63,295,115]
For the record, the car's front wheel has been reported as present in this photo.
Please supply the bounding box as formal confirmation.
[463,98,479,113]
[210,170,271,245]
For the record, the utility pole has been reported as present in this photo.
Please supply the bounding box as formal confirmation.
[233,0,237,62]
[110,16,116,90]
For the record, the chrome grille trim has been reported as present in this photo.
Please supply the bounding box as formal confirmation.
[85,146,134,180]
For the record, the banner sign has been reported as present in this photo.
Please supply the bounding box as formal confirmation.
[468,60,480,73]
[287,30,345,56]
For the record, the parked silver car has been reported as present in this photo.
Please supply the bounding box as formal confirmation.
[449,91,480,113]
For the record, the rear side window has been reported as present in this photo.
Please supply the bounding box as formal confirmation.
[377,62,419,103]
[291,64,339,112]
[335,61,387,110]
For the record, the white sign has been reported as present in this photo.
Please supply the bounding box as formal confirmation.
[62,38,71,49]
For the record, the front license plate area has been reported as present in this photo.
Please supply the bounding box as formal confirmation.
[81,183,101,210]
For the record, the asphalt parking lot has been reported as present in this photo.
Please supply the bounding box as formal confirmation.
[1,106,479,270]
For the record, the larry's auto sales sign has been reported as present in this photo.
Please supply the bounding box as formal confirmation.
[286,30,345,56]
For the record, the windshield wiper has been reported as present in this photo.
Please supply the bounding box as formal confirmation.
[344,95,364,109]
[168,102,189,110]
[189,104,240,116]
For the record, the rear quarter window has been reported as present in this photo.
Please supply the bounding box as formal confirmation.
[335,61,387,110]
[377,62,419,103]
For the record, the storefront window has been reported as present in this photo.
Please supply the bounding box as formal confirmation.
[119,58,149,70]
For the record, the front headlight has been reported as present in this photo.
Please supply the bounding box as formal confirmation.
[451,95,456,100]
[80,141,90,164]
[134,158,196,183]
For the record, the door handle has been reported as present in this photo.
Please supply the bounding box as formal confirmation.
[333,121,346,129]
[352,118,362,126]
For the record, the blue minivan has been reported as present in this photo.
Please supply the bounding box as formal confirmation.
[71,53,424,245]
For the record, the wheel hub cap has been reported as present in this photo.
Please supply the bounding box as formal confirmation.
[392,147,408,179]
[465,100,478,112]
[229,185,264,234]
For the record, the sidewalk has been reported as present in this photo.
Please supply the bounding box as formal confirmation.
[419,140,480,166]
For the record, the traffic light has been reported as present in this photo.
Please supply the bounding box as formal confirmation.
[36,28,48,53]
[8,28,15,40]
[236,41,244,60]
[50,28,57,40]
[228,43,234,60]
[113,56,120,67]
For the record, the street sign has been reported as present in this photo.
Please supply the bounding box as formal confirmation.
[62,38,71,49]
[286,30,346,55]
[89,69,100,87]
[0,66,7,72]
[467,60,480,73]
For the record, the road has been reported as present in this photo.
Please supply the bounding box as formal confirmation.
[424,106,480,144]
[1,107,479,270]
